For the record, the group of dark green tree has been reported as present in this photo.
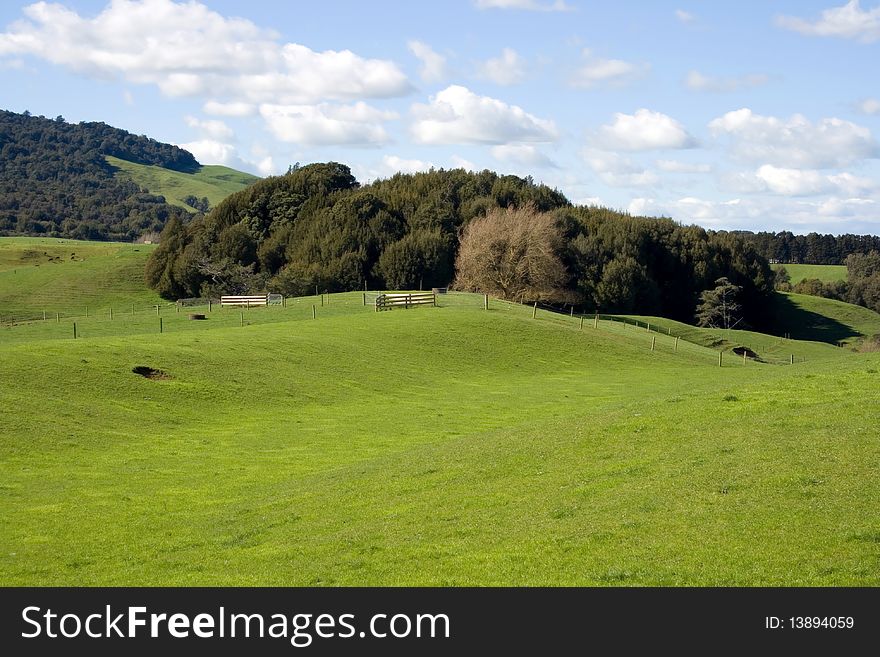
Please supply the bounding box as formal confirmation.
[738,230,880,265]
[774,252,880,314]
[0,109,196,240]
[146,161,777,329]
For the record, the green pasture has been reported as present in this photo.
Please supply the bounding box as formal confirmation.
[2,238,879,586]
[106,156,258,210]
[772,263,848,284]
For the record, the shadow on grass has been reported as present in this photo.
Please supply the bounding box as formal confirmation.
[766,293,859,344]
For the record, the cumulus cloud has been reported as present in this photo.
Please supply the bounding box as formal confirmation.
[478,48,527,86]
[856,98,880,115]
[685,70,769,92]
[491,144,556,167]
[0,0,413,104]
[184,115,234,141]
[628,195,880,233]
[570,49,648,88]
[380,155,436,175]
[178,139,238,166]
[410,85,558,145]
[407,40,448,83]
[259,102,397,146]
[675,9,696,24]
[203,100,256,117]
[655,159,711,173]
[708,108,878,168]
[776,1,880,43]
[582,148,659,187]
[596,109,696,151]
[721,165,877,197]
[450,155,479,171]
[474,0,573,11]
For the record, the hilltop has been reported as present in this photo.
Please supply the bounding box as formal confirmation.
[0,109,257,241]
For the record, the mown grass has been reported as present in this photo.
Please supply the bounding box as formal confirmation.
[0,237,161,321]
[772,263,848,284]
[2,289,879,586]
[106,156,258,210]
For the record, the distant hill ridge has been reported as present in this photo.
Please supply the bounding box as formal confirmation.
[0,109,256,241]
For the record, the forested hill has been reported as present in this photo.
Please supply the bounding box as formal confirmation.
[147,162,775,328]
[0,109,200,240]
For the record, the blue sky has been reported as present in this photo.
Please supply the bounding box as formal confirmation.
[1,0,879,234]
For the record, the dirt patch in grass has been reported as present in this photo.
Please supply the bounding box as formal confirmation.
[132,366,171,380]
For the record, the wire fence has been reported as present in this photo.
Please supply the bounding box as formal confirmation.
[0,289,819,366]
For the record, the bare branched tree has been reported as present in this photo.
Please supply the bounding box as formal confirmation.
[453,205,569,303]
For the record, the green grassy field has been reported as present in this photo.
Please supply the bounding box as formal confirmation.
[772,263,848,283]
[2,238,879,586]
[107,156,258,210]
[0,237,162,321]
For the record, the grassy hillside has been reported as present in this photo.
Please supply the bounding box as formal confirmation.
[0,237,161,321]
[2,290,879,586]
[107,155,259,210]
[771,291,880,346]
[772,263,848,283]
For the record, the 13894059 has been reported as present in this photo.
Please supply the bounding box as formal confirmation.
[765,616,855,629]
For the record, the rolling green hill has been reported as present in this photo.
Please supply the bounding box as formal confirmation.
[107,155,259,211]
[2,283,879,586]
[772,263,848,284]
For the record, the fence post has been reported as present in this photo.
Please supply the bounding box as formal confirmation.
[594,313,598,329]
[312,305,316,319]
[675,337,679,352]
[316,285,319,297]
[790,354,794,365]
[646,322,650,332]
[321,294,324,307]
[209,300,212,312]
[651,336,656,351]
[109,307,113,320]
[570,306,573,317]
[240,312,244,327]
[484,294,489,310]
[579,316,584,330]
[532,302,537,319]
[246,299,250,310]
[56,312,59,323]
[743,351,747,364]
[159,318,163,334]
[363,292,366,306]
[73,322,77,339]
[43,310,46,321]
[155,305,159,316]
[719,352,723,367]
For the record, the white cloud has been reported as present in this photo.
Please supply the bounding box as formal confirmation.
[570,49,647,88]
[628,195,880,233]
[260,102,397,146]
[410,85,558,145]
[178,139,238,166]
[708,108,878,168]
[450,155,479,171]
[582,148,659,187]
[255,156,275,176]
[721,165,877,197]
[184,115,234,141]
[474,0,573,11]
[675,9,696,24]
[0,0,413,104]
[656,159,711,173]
[407,40,447,83]
[478,48,527,86]
[491,144,556,167]
[776,1,880,43]
[203,100,256,117]
[685,70,769,92]
[856,98,880,115]
[596,109,696,151]
[380,155,435,175]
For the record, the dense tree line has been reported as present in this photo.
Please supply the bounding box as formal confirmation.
[147,162,775,327]
[736,230,880,265]
[0,109,197,240]
[776,251,880,314]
